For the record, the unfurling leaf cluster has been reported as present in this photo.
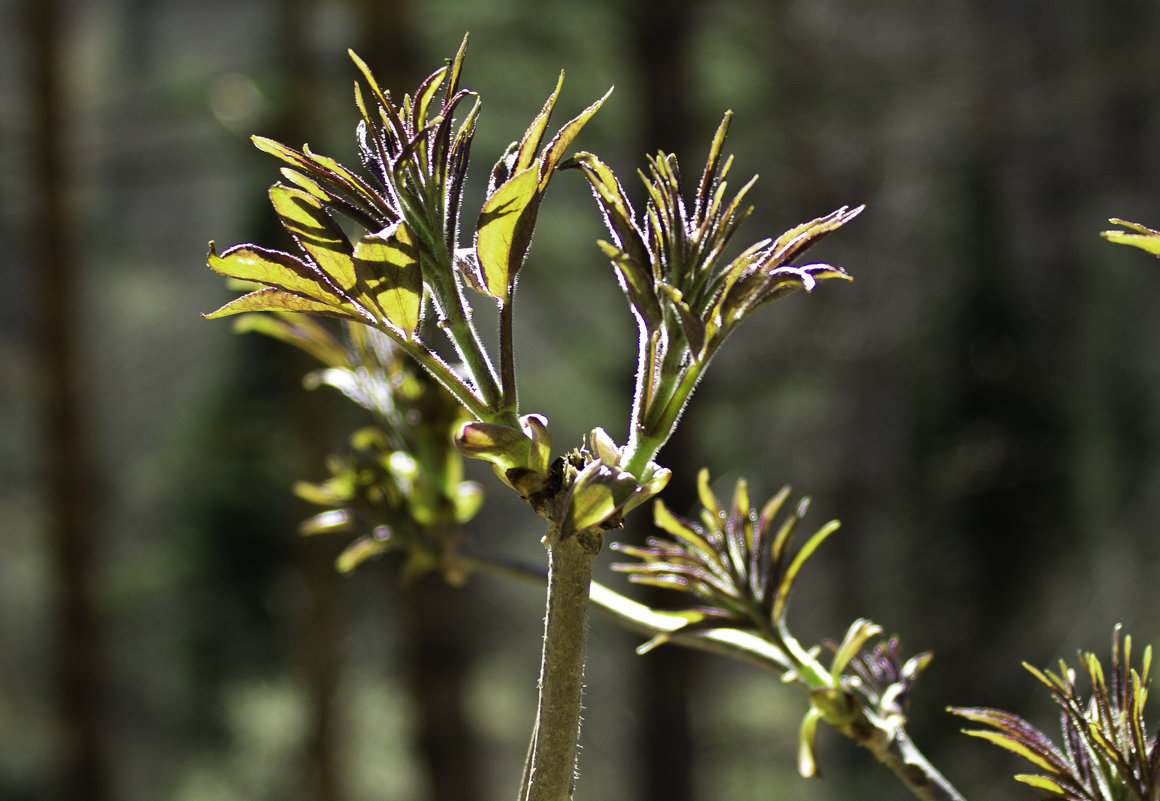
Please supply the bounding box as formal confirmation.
[612,470,935,779]
[953,626,1159,801]
[569,115,860,473]
[612,468,839,644]
[205,36,861,546]
[207,35,608,435]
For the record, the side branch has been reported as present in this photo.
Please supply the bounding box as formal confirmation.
[844,719,967,801]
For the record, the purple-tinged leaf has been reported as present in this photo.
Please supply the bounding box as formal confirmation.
[252,136,391,225]
[207,242,348,307]
[960,729,1065,774]
[205,286,355,320]
[514,72,564,174]
[536,86,612,187]
[773,518,838,624]
[474,83,610,299]
[269,184,358,289]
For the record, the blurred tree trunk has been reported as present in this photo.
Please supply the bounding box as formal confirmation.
[28,0,109,799]
[350,0,418,83]
[399,572,482,801]
[632,0,695,162]
[628,2,697,800]
[349,7,486,797]
[913,0,1081,710]
[274,2,346,799]
[292,527,344,801]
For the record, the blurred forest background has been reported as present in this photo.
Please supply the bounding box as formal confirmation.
[5,0,1160,799]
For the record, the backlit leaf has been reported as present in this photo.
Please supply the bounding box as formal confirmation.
[207,242,348,308]
[336,535,390,574]
[535,86,612,187]
[1102,218,1160,257]
[231,312,349,366]
[773,519,840,623]
[765,205,865,266]
[476,166,540,297]
[252,135,389,225]
[798,709,822,778]
[1013,774,1068,794]
[568,152,648,266]
[474,83,610,299]
[514,72,564,174]
[205,286,353,320]
[960,730,1061,774]
[353,225,422,336]
[454,421,532,473]
[269,183,359,292]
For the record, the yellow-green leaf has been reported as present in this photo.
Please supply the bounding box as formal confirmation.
[353,225,422,336]
[536,86,612,188]
[251,136,385,217]
[696,468,723,523]
[335,535,389,574]
[1102,218,1160,257]
[454,421,531,471]
[204,286,352,320]
[299,509,352,536]
[522,414,553,475]
[960,730,1059,773]
[514,72,564,174]
[569,153,644,260]
[773,520,840,623]
[797,709,822,778]
[767,205,865,265]
[829,619,883,680]
[269,184,359,293]
[347,49,392,114]
[231,312,350,366]
[652,500,715,560]
[476,166,540,297]
[279,168,329,202]
[207,243,348,307]
[473,85,610,299]
[1014,774,1067,794]
[563,462,623,536]
[452,481,485,524]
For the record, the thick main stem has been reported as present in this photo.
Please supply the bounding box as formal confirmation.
[520,532,599,801]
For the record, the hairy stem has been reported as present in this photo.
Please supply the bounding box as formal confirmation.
[394,336,491,420]
[498,296,518,414]
[435,285,501,410]
[625,359,706,477]
[419,237,503,412]
[520,531,599,801]
[846,719,967,801]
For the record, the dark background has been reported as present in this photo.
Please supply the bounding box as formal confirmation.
[5,0,1160,799]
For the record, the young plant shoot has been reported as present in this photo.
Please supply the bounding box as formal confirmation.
[202,33,1099,801]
